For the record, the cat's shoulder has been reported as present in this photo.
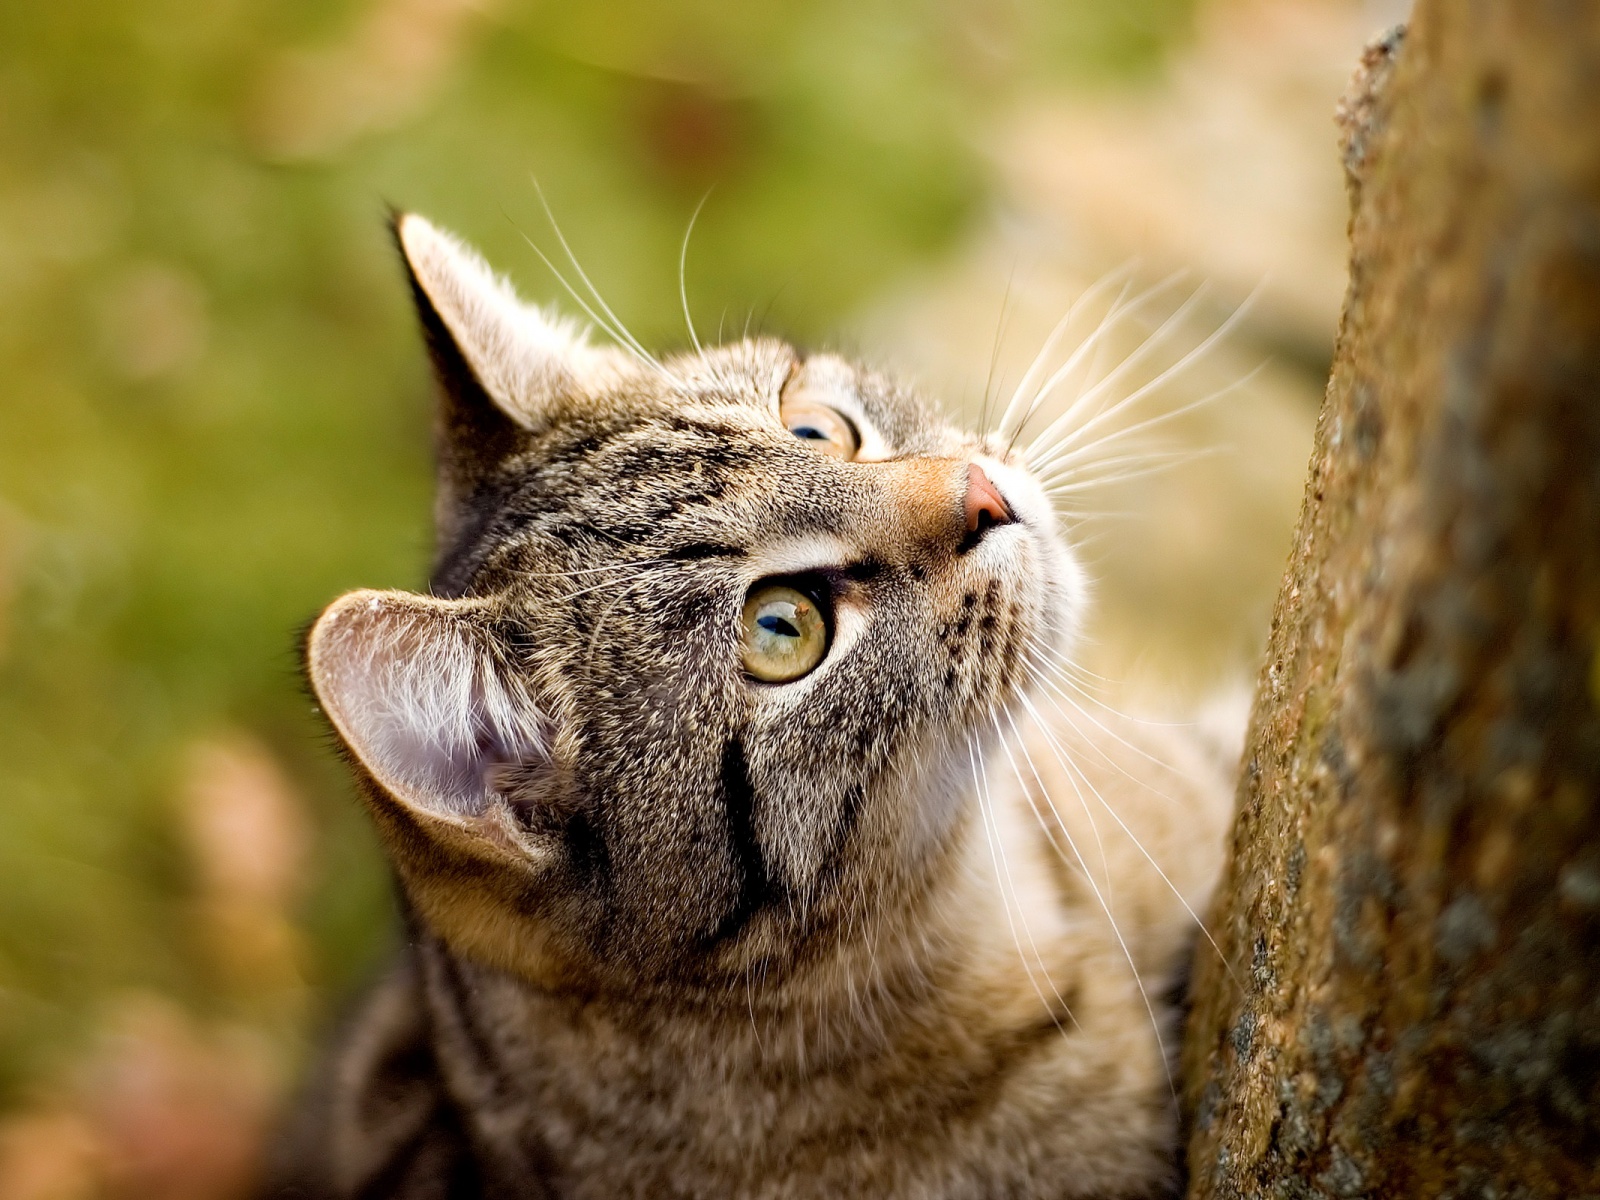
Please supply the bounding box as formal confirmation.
[259,950,488,1199]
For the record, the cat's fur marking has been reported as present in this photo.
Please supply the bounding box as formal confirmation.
[263,213,1235,1198]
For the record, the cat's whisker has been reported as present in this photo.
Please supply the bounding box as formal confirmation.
[1027,286,1264,476]
[531,178,676,381]
[550,560,675,606]
[1050,657,1122,690]
[1015,676,1240,993]
[1021,281,1212,470]
[503,207,650,368]
[1035,443,1212,490]
[989,714,1091,1034]
[1019,651,1240,960]
[1041,452,1217,498]
[967,735,1070,1040]
[679,190,712,356]
[1030,367,1263,493]
[1023,681,1187,825]
[977,265,1019,441]
[1030,655,1192,731]
[995,708,1175,1097]
[1002,268,1186,454]
[515,228,665,380]
[745,963,766,1057]
[1002,276,1139,457]
[992,262,1147,446]
[994,709,1113,917]
[578,564,682,671]
[1052,505,1147,524]
[1034,427,1190,480]
[522,557,673,581]
[1024,656,1192,779]
[1045,466,1190,499]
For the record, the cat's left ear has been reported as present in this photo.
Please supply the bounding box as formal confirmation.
[393,214,629,547]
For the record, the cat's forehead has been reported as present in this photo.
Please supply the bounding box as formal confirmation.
[441,351,983,607]
[619,338,942,454]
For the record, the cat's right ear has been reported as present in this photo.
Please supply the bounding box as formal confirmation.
[392,213,628,541]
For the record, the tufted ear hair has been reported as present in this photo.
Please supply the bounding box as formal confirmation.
[307,588,551,834]
[392,213,630,556]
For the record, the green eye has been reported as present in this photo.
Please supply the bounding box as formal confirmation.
[741,584,828,682]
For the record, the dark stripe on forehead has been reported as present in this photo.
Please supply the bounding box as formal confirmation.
[665,541,746,562]
[433,413,757,592]
[703,734,773,947]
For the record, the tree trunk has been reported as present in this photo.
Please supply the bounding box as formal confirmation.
[1179,4,1600,1197]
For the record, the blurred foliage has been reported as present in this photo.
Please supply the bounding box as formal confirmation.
[0,0,1196,1104]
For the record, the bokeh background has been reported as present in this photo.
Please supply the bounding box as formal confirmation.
[0,0,1407,1194]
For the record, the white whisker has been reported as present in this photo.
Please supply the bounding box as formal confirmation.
[1031,655,1192,730]
[1005,270,1189,452]
[1037,444,1214,489]
[521,558,672,580]
[1031,367,1264,491]
[1041,451,1219,497]
[994,709,1112,905]
[996,707,1174,1097]
[1022,282,1213,469]
[679,191,712,355]
[515,228,663,378]
[966,735,1071,1038]
[553,560,673,605]
[978,266,1019,440]
[1015,669,1239,990]
[1028,286,1264,476]
[993,262,1148,445]
[1026,656,1191,776]
[532,178,669,377]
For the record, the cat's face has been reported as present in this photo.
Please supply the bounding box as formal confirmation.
[307,216,1085,991]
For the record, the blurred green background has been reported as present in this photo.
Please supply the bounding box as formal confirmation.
[0,0,1388,1192]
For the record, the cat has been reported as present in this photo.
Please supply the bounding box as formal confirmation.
[260,213,1237,1199]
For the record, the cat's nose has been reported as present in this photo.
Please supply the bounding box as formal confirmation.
[964,463,1015,537]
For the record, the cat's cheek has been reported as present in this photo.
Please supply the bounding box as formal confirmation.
[900,739,985,864]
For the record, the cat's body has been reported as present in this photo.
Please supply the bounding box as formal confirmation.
[263,215,1236,1199]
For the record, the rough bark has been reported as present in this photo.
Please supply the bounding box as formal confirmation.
[1180,4,1600,1198]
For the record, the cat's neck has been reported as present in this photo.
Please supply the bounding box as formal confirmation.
[403,749,1173,1197]
[418,766,1079,1079]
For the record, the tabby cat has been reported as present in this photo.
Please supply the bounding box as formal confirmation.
[262,214,1236,1199]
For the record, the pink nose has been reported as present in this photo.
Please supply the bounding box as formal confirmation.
[964,463,1015,534]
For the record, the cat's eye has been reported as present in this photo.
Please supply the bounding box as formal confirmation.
[780,393,859,460]
[741,584,829,682]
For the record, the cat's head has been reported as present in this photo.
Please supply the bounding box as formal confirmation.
[307,214,1086,992]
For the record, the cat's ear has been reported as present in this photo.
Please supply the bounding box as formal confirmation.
[306,587,551,845]
[392,214,627,541]
[309,589,588,980]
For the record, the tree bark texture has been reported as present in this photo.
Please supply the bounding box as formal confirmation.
[1180,4,1600,1197]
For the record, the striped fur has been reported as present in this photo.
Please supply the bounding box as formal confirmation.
[262,215,1235,1199]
